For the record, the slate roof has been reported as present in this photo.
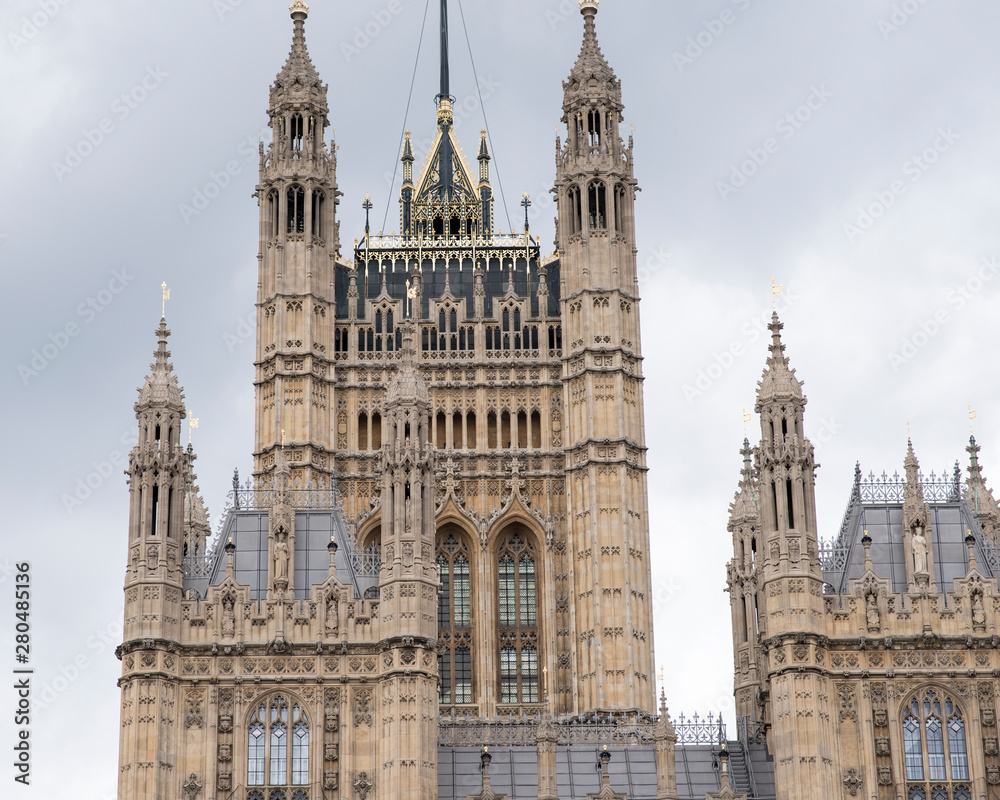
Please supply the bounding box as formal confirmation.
[438,743,776,800]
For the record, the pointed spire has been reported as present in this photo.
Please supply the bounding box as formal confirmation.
[276,3,320,87]
[756,313,803,406]
[569,1,615,87]
[904,438,920,488]
[729,438,759,525]
[563,0,621,119]
[136,319,186,412]
[270,2,327,121]
[965,435,1000,536]
[478,130,491,162]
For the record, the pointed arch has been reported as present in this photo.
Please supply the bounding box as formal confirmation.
[899,687,972,797]
[245,692,311,788]
[436,522,477,706]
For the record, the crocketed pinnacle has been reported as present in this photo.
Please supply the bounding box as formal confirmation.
[402,131,414,162]
[136,319,185,412]
[387,323,429,406]
[184,484,211,532]
[274,2,321,92]
[478,130,490,162]
[729,438,759,526]
[756,313,803,406]
[568,1,615,88]
[965,435,1000,520]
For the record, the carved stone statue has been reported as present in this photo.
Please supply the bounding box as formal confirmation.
[222,593,236,636]
[972,590,986,628]
[912,524,928,575]
[274,535,289,582]
[326,593,339,635]
[866,593,880,631]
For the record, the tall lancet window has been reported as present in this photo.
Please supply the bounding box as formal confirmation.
[437,530,473,704]
[287,186,305,234]
[902,690,971,800]
[247,696,310,788]
[497,530,539,704]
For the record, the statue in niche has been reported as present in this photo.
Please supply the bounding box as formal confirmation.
[222,593,236,636]
[273,533,289,582]
[866,592,880,632]
[912,524,929,575]
[972,589,986,628]
[326,593,339,636]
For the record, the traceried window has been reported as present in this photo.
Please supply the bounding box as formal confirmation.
[497,530,539,704]
[902,690,971,800]
[437,531,473,705]
[247,696,310,789]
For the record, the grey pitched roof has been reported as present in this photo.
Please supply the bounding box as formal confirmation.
[822,469,998,595]
[438,743,776,800]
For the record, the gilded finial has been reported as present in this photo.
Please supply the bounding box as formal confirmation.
[969,403,978,435]
[771,276,782,311]
[289,1,309,17]
[742,407,752,437]
[188,412,199,445]
[161,282,170,318]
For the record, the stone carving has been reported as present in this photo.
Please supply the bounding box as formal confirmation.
[972,588,986,629]
[842,768,862,796]
[354,771,372,800]
[184,690,204,729]
[221,592,236,637]
[273,533,290,583]
[182,773,202,800]
[865,592,880,632]
[837,684,857,722]
[912,524,928,576]
[326,593,339,636]
[354,689,372,727]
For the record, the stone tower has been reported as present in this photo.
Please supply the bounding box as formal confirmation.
[376,323,440,800]
[117,319,191,800]
[554,0,654,714]
[254,0,341,488]
[751,314,836,795]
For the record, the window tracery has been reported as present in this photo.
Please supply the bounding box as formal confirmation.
[496,530,539,704]
[437,531,473,705]
[246,696,310,789]
[902,690,971,800]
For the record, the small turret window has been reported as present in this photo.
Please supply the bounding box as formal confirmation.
[289,114,303,156]
[311,191,324,238]
[588,181,607,230]
[587,110,602,148]
[286,186,305,234]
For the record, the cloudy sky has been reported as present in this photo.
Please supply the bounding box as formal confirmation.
[2,0,1000,797]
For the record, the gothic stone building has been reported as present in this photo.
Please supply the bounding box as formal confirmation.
[114,3,1000,800]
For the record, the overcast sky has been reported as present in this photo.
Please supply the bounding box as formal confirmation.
[2,1,1000,797]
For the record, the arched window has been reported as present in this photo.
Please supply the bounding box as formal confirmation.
[289,114,303,155]
[496,531,539,704]
[437,530,473,705]
[247,696,310,788]
[588,181,607,230]
[311,190,324,238]
[286,186,305,234]
[902,690,971,800]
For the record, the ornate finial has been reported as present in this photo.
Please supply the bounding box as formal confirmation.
[188,411,199,445]
[771,275,782,311]
[161,282,170,318]
[969,403,978,435]
[289,0,309,18]
[580,0,599,15]
[742,407,751,437]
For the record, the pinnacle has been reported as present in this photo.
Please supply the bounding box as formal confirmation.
[564,0,618,103]
[729,438,759,525]
[274,4,322,93]
[386,323,429,406]
[756,312,803,406]
[137,318,185,412]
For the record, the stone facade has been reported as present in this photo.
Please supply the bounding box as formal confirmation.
[115,3,673,800]
[727,314,999,800]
